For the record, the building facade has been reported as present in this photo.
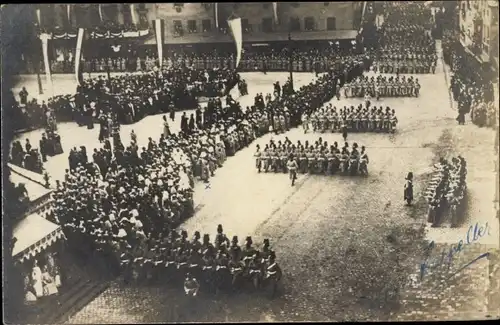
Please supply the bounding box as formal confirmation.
[37,3,361,39]
[458,0,498,65]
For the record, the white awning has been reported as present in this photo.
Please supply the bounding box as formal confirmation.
[13,211,64,262]
[8,163,52,203]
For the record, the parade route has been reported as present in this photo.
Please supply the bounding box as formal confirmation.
[13,65,498,322]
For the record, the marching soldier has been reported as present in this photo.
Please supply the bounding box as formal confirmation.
[214,224,230,250]
[286,155,298,186]
[229,236,242,261]
[254,144,262,172]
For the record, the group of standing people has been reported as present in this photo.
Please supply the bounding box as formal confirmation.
[425,157,467,227]
[10,139,44,174]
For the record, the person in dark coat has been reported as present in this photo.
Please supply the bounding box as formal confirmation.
[19,87,28,106]
[456,110,466,125]
[25,139,32,153]
[169,103,175,121]
[180,112,188,133]
[39,134,48,162]
[195,107,202,129]
[188,114,195,134]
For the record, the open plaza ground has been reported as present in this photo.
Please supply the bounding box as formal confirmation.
[12,42,499,322]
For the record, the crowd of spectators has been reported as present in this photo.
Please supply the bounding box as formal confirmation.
[449,48,496,129]
[10,139,44,174]
[48,60,358,279]
[11,64,239,133]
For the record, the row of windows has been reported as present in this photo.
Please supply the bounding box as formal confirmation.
[174,17,338,33]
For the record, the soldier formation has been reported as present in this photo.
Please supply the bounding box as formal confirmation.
[116,225,281,294]
[426,157,467,227]
[255,138,369,176]
[344,75,421,98]
[305,103,398,134]
[376,2,436,75]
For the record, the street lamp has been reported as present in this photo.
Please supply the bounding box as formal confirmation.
[288,31,294,93]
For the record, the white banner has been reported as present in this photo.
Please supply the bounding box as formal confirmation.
[75,28,85,86]
[40,34,53,96]
[67,5,71,22]
[130,4,137,25]
[228,18,243,68]
[98,4,103,22]
[215,3,219,29]
[36,9,41,26]
[273,2,278,24]
[155,19,163,69]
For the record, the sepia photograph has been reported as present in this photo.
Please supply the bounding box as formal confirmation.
[1,2,499,323]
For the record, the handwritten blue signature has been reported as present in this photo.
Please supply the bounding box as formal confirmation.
[419,222,491,282]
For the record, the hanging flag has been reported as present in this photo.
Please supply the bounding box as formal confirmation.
[40,33,53,96]
[215,3,219,29]
[75,28,85,86]
[228,17,243,68]
[36,9,41,26]
[154,19,165,68]
[273,2,278,24]
[98,4,103,22]
[67,4,71,23]
[130,4,137,25]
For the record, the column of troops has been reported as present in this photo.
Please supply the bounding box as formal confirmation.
[375,53,437,74]
[307,104,398,133]
[255,139,370,176]
[344,75,421,98]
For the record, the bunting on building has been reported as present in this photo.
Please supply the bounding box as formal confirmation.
[75,28,85,86]
[228,17,243,68]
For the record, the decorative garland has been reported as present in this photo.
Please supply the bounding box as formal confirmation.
[42,29,150,40]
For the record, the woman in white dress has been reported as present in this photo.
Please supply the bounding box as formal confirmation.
[42,265,59,296]
[163,115,171,137]
[24,274,37,304]
[31,260,43,298]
